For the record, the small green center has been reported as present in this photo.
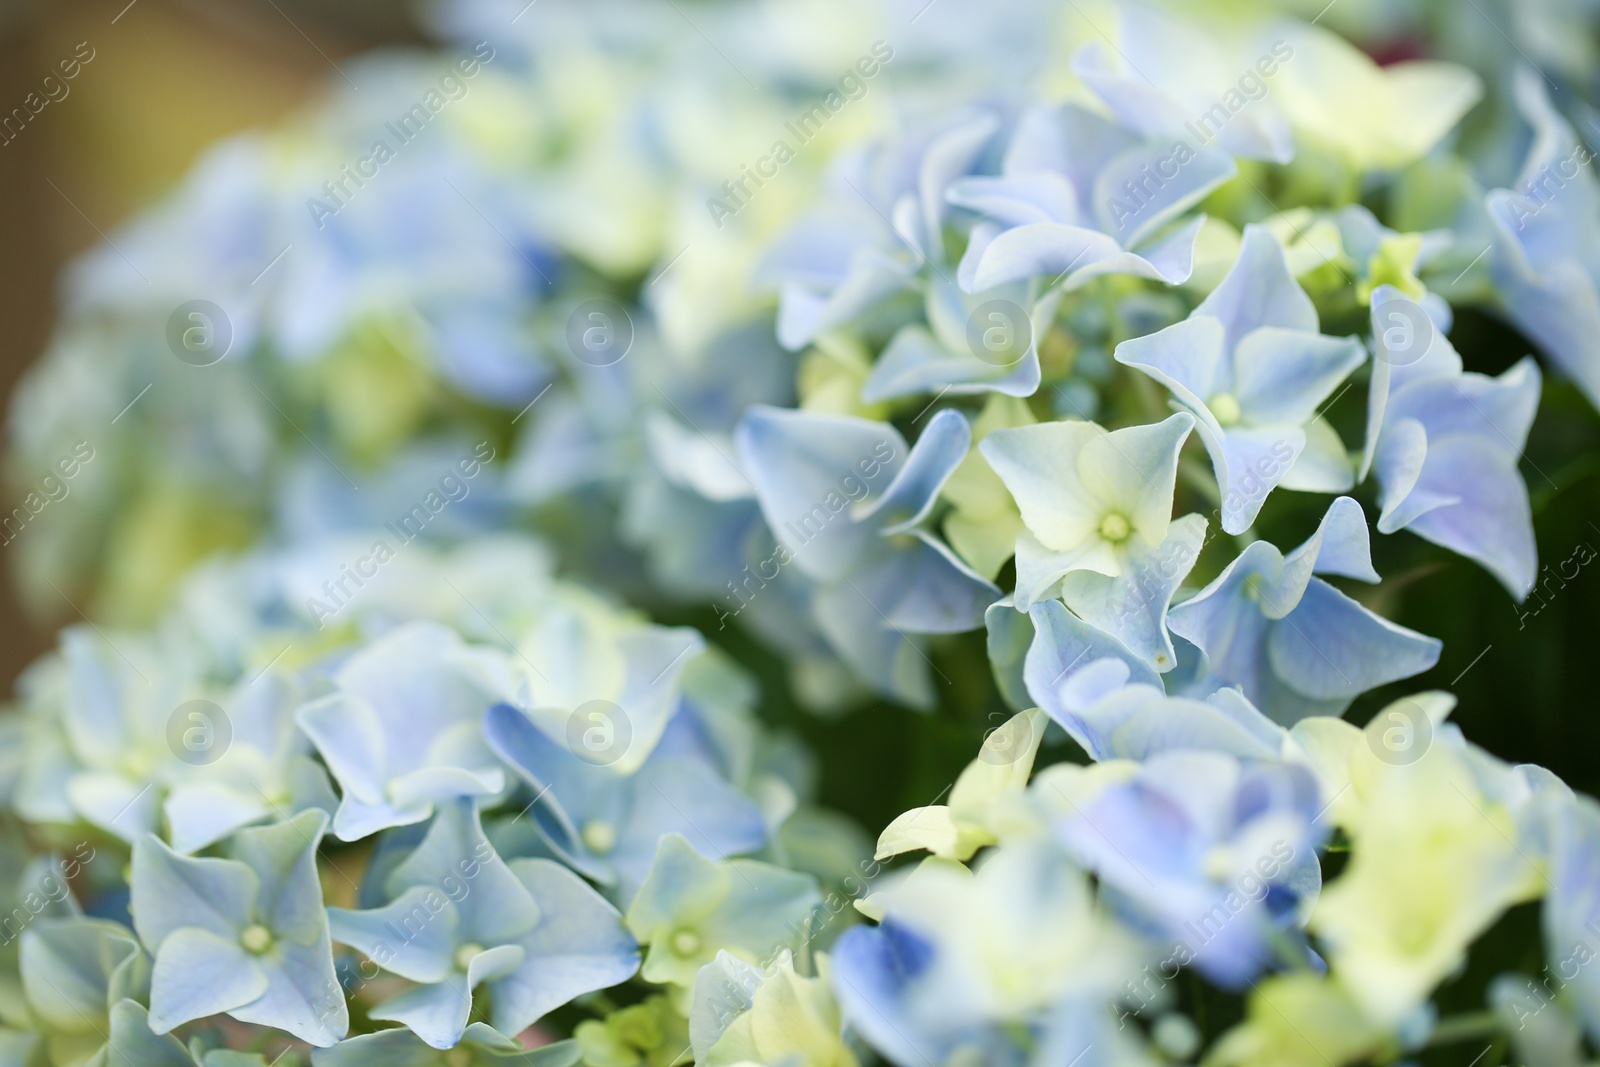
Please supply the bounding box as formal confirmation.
[444,1048,472,1067]
[455,942,485,972]
[1210,392,1242,427]
[670,928,702,957]
[1098,513,1132,543]
[239,924,273,954]
[581,820,617,854]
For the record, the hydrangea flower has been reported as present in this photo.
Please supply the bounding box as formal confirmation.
[1055,749,1326,988]
[1070,3,1295,163]
[688,951,855,1067]
[980,411,1194,610]
[1167,497,1441,722]
[1022,600,1286,762]
[736,405,997,707]
[130,810,347,1046]
[758,110,1001,352]
[1361,286,1541,598]
[1270,19,1482,173]
[1115,225,1366,534]
[1306,722,1544,1027]
[624,833,820,992]
[484,703,768,901]
[297,621,514,841]
[949,103,1236,294]
[1487,68,1600,411]
[13,628,203,842]
[832,841,1142,1067]
[327,800,637,1049]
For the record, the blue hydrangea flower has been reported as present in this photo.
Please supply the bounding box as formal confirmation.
[1487,68,1600,412]
[297,621,514,841]
[1070,4,1294,163]
[1116,225,1367,534]
[949,102,1236,294]
[980,411,1194,612]
[758,110,1002,352]
[832,841,1142,1067]
[498,590,705,777]
[130,810,347,1046]
[1167,497,1441,722]
[1362,286,1541,599]
[1023,600,1287,762]
[859,277,1044,402]
[735,405,998,708]
[1055,749,1326,988]
[15,628,204,843]
[625,832,820,991]
[484,703,767,902]
[327,800,637,1049]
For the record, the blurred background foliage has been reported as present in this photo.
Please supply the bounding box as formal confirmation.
[0,0,428,682]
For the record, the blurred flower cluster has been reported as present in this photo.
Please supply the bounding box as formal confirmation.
[2,0,1600,1065]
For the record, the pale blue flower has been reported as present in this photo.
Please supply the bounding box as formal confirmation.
[833,841,1142,1067]
[832,920,1027,1067]
[1070,3,1295,163]
[1116,225,1366,534]
[981,412,1194,611]
[297,622,514,841]
[130,810,347,1046]
[1362,286,1541,599]
[327,800,637,1049]
[735,405,998,708]
[484,703,767,902]
[1167,497,1441,722]
[1487,68,1600,412]
[949,102,1236,294]
[624,832,820,990]
[759,110,1002,351]
[1023,600,1286,762]
[860,277,1044,401]
[1056,749,1325,988]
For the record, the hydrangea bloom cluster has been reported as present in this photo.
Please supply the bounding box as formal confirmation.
[1,1,1599,1066]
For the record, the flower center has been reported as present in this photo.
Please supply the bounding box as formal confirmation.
[670,928,702,957]
[455,942,485,971]
[581,820,617,854]
[444,1049,472,1067]
[239,924,273,954]
[1210,392,1242,427]
[1098,513,1131,543]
